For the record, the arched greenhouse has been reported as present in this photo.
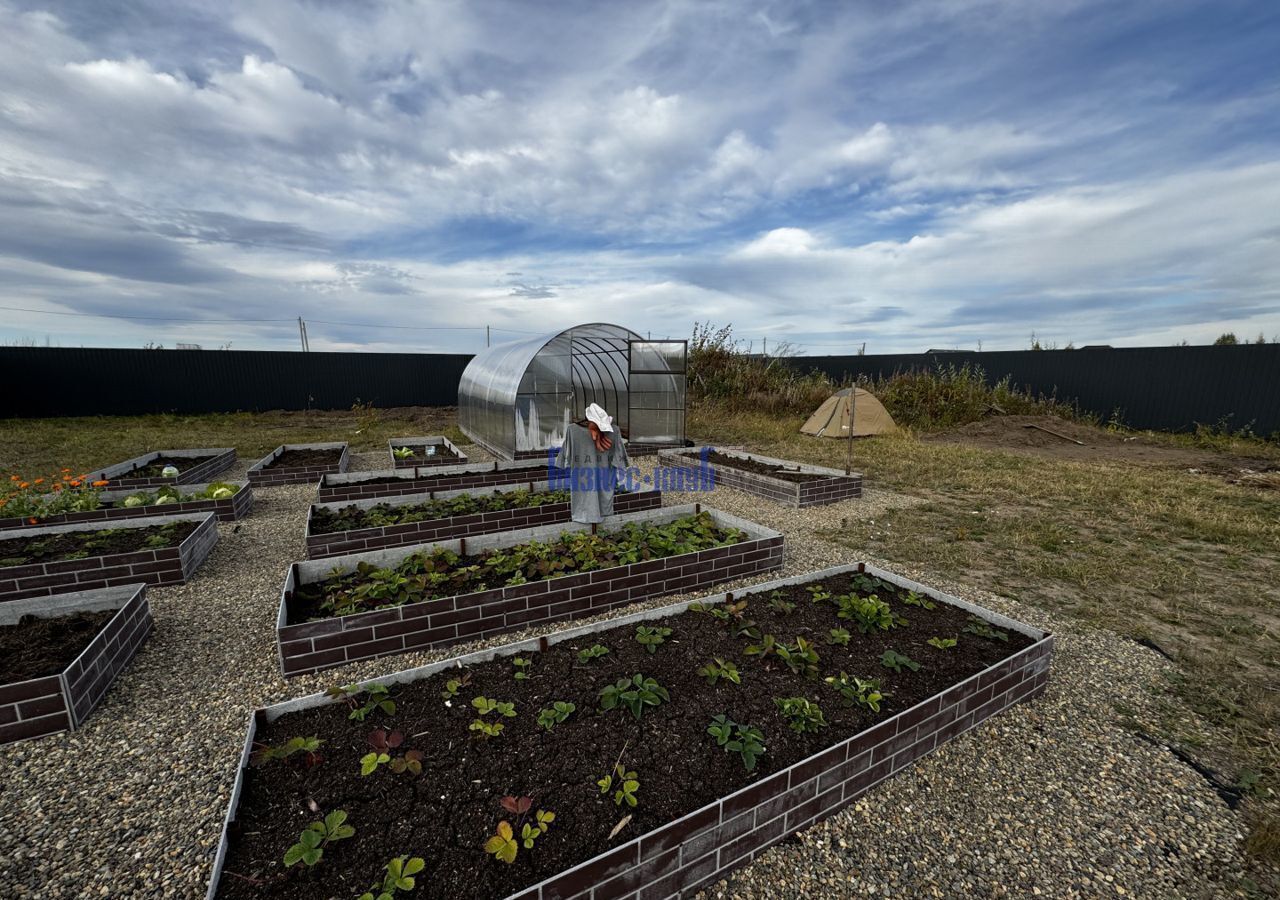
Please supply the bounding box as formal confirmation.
[457,322,687,460]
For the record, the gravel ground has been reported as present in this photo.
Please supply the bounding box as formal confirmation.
[0,449,1252,898]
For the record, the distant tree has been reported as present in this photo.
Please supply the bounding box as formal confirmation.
[1213,333,1239,346]
[1177,339,1190,347]
[1256,332,1267,345]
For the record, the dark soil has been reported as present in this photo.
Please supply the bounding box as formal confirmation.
[311,489,570,536]
[218,570,1033,900]
[0,610,115,681]
[394,443,462,463]
[266,449,344,470]
[682,449,825,482]
[342,462,547,488]
[0,521,198,569]
[126,454,217,478]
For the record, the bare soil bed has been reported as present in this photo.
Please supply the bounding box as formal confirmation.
[124,454,219,478]
[0,520,199,567]
[0,610,115,682]
[266,448,345,470]
[683,449,824,483]
[218,568,1032,899]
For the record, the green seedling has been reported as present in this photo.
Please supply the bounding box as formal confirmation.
[483,821,518,864]
[251,736,322,768]
[357,855,425,900]
[521,810,555,849]
[536,701,576,731]
[326,682,396,721]
[599,674,669,720]
[825,672,889,712]
[361,729,422,776]
[692,598,747,623]
[964,616,1009,642]
[598,761,641,807]
[469,720,505,739]
[440,672,471,700]
[707,714,766,772]
[577,644,609,663]
[767,591,796,615]
[634,625,672,653]
[486,798,554,863]
[927,636,958,650]
[880,649,920,672]
[828,627,852,646]
[512,656,532,680]
[697,657,741,686]
[836,593,904,633]
[392,446,415,459]
[775,697,828,733]
[471,696,517,717]
[743,633,779,660]
[776,637,820,679]
[806,584,833,604]
[903,591,936,609]
[283,810,354,867]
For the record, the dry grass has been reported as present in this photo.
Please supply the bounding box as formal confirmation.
[692,405,1280,882]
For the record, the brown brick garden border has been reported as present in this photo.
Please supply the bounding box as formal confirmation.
[658,447,863,507]
[246,442,350,487]
[318,459,555,504]
[0,583,153,745]
[208,562,1052,900]
[276,503,783,676]
[0,512,219,602]
[0,480,253,531]
[86,447,236,489]
[305,481,662,559]
[387,435,468,469]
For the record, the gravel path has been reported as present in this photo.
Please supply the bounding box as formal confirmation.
[0,449,1252,898]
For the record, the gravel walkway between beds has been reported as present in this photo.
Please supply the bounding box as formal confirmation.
[0,449,1252,898]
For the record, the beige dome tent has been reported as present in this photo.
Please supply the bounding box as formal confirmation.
[801,387,898,438]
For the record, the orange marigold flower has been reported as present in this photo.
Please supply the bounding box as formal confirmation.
[28,517,37,525]
[8,474,17,481]
[19,482,29,489]
[70,480,81,487]
[34,478,44,484]
[92,480,110,487]
[61,467,71,472]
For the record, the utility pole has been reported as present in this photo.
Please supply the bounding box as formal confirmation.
[486,325,490,347]
[298,317,310,352]
[762,336,767,356]
[844,388,856,475]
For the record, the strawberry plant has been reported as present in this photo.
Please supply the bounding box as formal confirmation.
[964,616,1009,642]
[828,627,851,646]
[903,590,936,609]
[440,672,471,700]
[472,696,516,717]
[927,636,958,650]
[697,657,741,685]
[881,649,921,672]
[512,656,532,680]
[743,633,779,660]
[776,637,820,679]
[283,810,354,867]
[825,672,889,712]
[577,644,609,663]
[806,584,833,604]
[250,735,322,768]
[483,821,518,864]
[326,683,396,721]
[707,714,766,771]
[536,701,576,731]
[357,856,425,900]
[485,797,555,863]
[692,598,748,623]
[767,591,796,614]
[599,674,669,719]
[634,625,672,653]
[836,593,904,633]
[598,761,641,807]
[775,697,828,733]
[361,729,423,776]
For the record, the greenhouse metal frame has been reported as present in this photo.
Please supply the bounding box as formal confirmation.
[458,323,686,460]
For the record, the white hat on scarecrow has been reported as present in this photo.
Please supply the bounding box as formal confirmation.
[584,402,614,432]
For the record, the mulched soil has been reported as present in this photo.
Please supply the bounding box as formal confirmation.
[218,570,1032,900]
[0,610,116,682]
[0,521,199,568]
[126,455,218,478]
[394,444,462,463]
[683,449,825,483]
[266,449,344,470]
[341,463,547,488]
[309,490,568,536]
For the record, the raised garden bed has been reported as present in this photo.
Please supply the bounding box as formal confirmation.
[388,435,467,469]
[276,504,782,676]
[0,583,153,745]
[0,512,219,602]
[87,447,237,489]
[209,562,1052,900]
[658,446,862,507]
[248,443,350,487]
[318,459,555,504]
[305,482,662,559]
[0,481,253,530]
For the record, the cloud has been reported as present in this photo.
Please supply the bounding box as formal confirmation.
[0,0,1277,352]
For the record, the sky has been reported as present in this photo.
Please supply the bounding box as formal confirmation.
[0,0,1278,355]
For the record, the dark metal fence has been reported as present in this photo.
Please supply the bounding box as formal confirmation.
[0,347,473,417]
[3,344,1277,436]
[782,345,1280,436]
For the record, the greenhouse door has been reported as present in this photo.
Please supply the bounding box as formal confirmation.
[627,340,687,447]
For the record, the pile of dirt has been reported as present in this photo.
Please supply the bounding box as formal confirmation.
[927,415,1280,489]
